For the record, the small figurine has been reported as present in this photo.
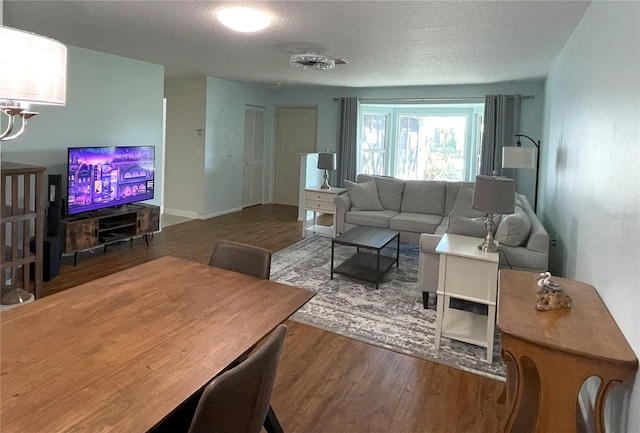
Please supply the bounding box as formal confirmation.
[535,272,572,311]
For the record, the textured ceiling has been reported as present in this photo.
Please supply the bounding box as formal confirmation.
[3,1,590,88]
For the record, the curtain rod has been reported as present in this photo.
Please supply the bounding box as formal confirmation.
[332,95,535,102]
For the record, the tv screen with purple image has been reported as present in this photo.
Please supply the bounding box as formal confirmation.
[67,146,155,216]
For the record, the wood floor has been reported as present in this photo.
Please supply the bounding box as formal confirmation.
[43,204,507,433]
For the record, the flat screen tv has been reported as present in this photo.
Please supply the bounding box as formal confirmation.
[67,146,155,216]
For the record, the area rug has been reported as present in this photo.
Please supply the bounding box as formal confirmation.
[271,235,506,380]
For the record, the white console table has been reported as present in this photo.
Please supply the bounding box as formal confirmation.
[434,233,499,363]
[301,186,346,238]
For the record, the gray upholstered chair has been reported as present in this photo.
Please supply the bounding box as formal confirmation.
[187,324,287,433]
[208,240,282,433]
[208,240,272,280]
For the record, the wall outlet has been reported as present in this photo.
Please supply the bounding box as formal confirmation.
[196,128,204,137]
[550,237,558,247]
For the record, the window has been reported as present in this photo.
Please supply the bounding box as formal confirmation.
[358,103,484,181]
[360,112,388,175]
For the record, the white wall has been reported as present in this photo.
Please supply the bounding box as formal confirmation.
[203,77,269,217]
[163,77,270,219]
[164,76,207,217]
[1,45,165,210]
[543,2,639,431]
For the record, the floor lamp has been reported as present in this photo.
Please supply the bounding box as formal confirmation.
[502,134,540,212]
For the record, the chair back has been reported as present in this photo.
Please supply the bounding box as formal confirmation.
[208,240,272,280]
[187,325,287,433]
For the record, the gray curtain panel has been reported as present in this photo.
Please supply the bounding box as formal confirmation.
[480,94,522,177]
[335,97,359,187]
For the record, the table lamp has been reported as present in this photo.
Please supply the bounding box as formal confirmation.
[317,151,337,189]
[472,175,515,252]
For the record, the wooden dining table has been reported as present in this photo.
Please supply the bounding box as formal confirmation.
[0,256,315,433]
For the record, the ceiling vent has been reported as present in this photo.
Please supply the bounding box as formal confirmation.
[289,52,347,70]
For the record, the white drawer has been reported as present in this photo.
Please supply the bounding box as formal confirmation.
[305,191,334,202]
[306,199,334,212]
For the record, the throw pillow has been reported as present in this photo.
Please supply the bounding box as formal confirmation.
[515,195,524,208]
[345,180,384,211]
[448,214,487,238]
[495,206,531,247]
[451,182,487,218]
[356,174,404,211]
[374,177,405,212]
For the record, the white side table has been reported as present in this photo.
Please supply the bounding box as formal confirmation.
[301,186,346,238]
[434,233,499,363]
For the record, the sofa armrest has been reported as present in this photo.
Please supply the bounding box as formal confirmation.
[499,245,548,272]
[500,194,549,270]
[334,193,351,235]
[418,233,443,297]
[526,218,549,254]
[419,233,443,253]
[518,194,549,254]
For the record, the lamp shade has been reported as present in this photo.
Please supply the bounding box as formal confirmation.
[317,152,336,170]
[502,146,536,169]
[0,26,67,106]
[472,175,516,215]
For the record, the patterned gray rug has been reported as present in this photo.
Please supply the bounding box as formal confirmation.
[271,235,506,380]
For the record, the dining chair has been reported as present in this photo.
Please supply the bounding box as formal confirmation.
[208,239,272,280]
[187,324,287,433]
[208,239,283,433]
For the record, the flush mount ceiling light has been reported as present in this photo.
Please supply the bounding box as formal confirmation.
[216,7,271,33]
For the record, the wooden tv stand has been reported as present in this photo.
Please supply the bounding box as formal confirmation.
[60,204,160,265]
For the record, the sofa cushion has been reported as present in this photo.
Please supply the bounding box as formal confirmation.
[448,212,502,238]
[444,182,463,215]
[346,209,397,228]
[345,180,383,211]
[452,182,487,218]
[400,180,446,215]
[495,206,531,247]
[390,213,442,234]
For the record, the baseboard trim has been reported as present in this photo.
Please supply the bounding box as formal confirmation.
[164,207,244,220]
[164,208,198,219]
[198,207,243,220]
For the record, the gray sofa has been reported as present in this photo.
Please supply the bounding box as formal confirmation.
[334,174,549,306]
[335,174,454,244]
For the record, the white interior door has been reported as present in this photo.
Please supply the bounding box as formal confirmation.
[274,107,317,206]
[242,105,265,208]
